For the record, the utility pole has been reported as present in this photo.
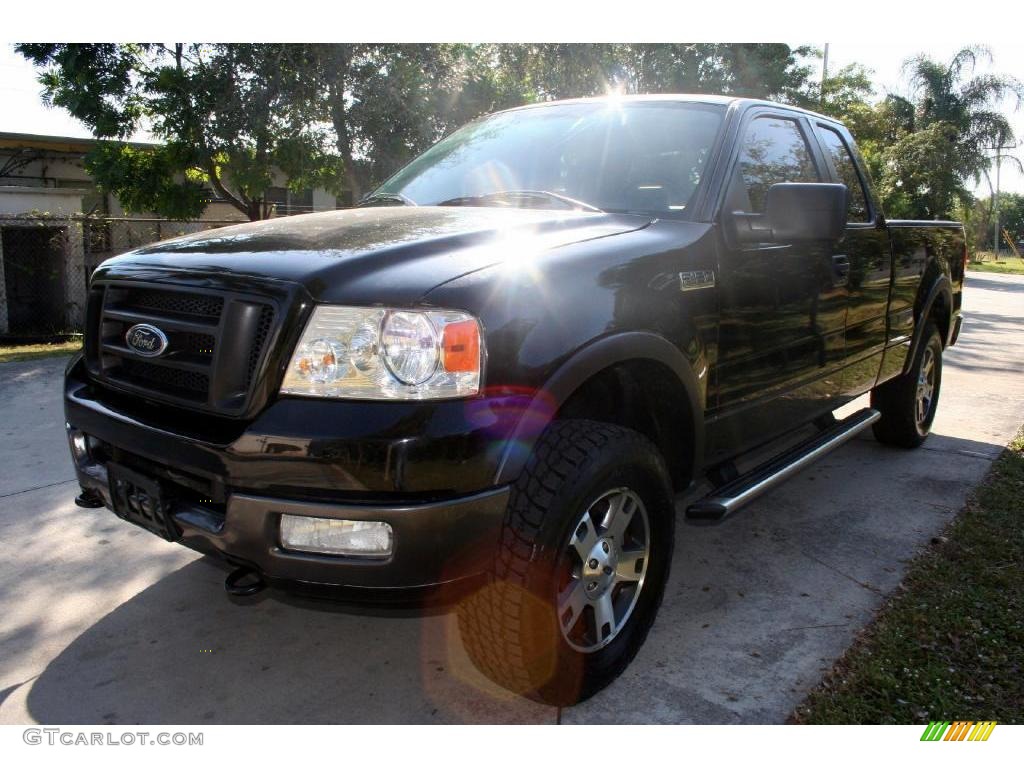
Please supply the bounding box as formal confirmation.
[994,152,1001,256]
[820,43,829,109]
[987,138,1019,256]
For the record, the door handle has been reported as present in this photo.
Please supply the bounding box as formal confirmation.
[831,254,851,287]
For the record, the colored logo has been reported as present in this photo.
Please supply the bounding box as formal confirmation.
[125,324,169,357]
[920,721,997,741]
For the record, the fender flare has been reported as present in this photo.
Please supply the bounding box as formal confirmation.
[903,274,953,376]
[492,331,706,485]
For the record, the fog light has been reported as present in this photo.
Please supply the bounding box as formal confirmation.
[68,427,88,461]
[279,515,393,558]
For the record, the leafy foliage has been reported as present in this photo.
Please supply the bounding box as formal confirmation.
[17,43,342,220]
[880,48,1023,218]
[287,44,472,202]
[18,43,145,139]
[962,192,1024,252]
[15,43,1023,224]
[808,48,1022,222]
[84,142,208,220]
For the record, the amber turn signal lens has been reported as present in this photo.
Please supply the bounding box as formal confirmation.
[442,319,480,373]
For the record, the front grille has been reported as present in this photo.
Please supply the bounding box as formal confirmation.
[118,359,211,400]
[246,305,274,386]
[178,331,217,359]
[121,288,224,319]
[86,281,280,415]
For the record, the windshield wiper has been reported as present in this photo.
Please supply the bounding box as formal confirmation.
[436,190,603,213]
[357,192,418,208]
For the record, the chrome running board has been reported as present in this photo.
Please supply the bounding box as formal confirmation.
[686,407,881,523]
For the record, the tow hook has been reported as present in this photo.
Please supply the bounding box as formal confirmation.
[225,567,267,597]
[74,490,105,509]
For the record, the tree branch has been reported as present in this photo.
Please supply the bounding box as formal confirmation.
[205,161,251,217]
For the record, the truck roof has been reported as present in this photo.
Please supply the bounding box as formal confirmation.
[499,93,839,124]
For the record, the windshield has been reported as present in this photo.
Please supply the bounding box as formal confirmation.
[374,101,725,217]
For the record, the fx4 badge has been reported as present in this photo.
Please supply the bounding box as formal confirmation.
[679,269,716,291]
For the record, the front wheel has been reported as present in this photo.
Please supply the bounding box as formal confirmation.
[457,419,675,705]
[871,322,943,448]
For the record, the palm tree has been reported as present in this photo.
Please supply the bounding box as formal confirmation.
[881,47,1023,219]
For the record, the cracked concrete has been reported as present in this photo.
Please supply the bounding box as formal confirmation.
[1,272,1022,724]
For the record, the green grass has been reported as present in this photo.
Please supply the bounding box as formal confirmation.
[968,252,1024,275]
[0,339,82,364]
[794,430,1024,724]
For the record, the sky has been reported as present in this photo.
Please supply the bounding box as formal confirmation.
[1,42,1021,195]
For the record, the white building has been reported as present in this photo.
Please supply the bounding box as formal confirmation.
[0,131,343,337]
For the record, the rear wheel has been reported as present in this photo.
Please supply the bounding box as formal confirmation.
[871,322,943,448]
[457,419,674,705]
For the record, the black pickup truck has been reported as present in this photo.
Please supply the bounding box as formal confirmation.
[65,95,965,705]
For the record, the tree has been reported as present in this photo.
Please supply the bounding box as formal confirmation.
[805,63,892,187]
[963,192,1024,252]
[307,43,823,196]
[474,44,814,103]
[51,43,1024,225]
[996,192,1024,245]
[17,44,343,220]
[878,47,1023,219]
[810,64,881,139]
[277,44,488,203]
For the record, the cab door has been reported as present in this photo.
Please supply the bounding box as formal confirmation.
[812,122,892,397]
[707,110,847,461]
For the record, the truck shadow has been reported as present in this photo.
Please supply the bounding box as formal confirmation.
[961,273,1024,294]
[23,557,555,724]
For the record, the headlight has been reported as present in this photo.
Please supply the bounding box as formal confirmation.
[280,306,482,400]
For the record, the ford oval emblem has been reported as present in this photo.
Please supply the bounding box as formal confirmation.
[125,324,169,357]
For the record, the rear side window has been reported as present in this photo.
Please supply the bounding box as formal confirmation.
[817,125,871,222]
[733,116,819,213]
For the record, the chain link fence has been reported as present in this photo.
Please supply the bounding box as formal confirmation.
[0,215,238,341]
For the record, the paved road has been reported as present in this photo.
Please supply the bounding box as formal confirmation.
[1,272,1022,724]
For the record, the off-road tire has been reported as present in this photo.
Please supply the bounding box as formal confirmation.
[457,419,675,705]
[871,322,943,448]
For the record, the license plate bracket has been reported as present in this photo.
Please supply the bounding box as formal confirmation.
[107,462,181,541]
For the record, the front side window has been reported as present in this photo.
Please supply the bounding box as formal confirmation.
[733,116,819,213]
[817,125,871,222]
[375,102,726,217]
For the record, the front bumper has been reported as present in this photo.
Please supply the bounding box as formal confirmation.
[65,357,510,595]
[74,459,507,591]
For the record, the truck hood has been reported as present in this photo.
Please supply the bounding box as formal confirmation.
[100,207,652,305]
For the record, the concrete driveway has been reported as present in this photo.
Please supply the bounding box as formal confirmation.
[1,272,1022,724]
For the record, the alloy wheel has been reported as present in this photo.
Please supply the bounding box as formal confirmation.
[916,346,936,428]
[556,487,651,653]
